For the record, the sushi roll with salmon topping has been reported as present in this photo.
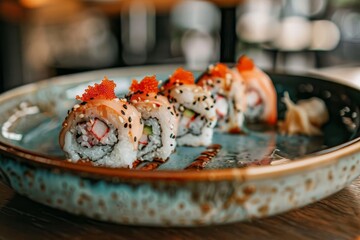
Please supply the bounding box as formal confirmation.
[59,77,143,168]
[127,75,178,162]
[235,55,277,125]
[236,55,277,125]
[161,68,217,146]
[197,63,246,133]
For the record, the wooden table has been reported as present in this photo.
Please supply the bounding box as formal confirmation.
[1,178,360,240]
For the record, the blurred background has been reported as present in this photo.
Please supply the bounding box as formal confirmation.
[0,0,359,92]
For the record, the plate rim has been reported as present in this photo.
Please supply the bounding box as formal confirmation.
[0,65,359,182]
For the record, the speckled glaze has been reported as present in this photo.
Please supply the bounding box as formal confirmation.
[0,65,360,226]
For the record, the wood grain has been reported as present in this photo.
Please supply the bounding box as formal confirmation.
[1,178,360,240]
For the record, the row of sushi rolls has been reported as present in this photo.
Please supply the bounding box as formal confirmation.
[59,55,329,168]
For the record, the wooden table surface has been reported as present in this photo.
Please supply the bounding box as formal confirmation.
[1,178,360,240]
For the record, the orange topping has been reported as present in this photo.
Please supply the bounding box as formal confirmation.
[209,63,228,78]
[129,75,159,94]
[76,77,117,102]
[236,55,255,72]
[169,68,195,86]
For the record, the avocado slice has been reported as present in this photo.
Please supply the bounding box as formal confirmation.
[143,125,153,135]
[183,108,196,118]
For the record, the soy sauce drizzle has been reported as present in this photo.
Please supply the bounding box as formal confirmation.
[132,159,142,168]
[185,144,222,170]
[139,161,162,171]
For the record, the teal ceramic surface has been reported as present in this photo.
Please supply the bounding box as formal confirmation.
[0,65,359,226]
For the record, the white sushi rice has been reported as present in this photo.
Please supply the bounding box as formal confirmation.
[137,118,162,160]
[133,94,177,162]
[168,85,217,146]
[63,117,137,168]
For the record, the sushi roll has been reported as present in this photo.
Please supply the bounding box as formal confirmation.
[59,78,143,168]
[197,63,246,133]
[235,55,277,125]
[161,68,217,146]
[127,76,178,162]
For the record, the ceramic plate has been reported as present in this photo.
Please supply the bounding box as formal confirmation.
[0,65,359,226]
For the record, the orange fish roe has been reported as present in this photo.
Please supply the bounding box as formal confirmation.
[76,77,117,102]
[129,75,159,94]
[236,55,255,72]
[167,68,194,87]
[209,63,228,78]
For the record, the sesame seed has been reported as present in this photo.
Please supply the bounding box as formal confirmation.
[175,89,180,94]
[129,124,132,129]
[80,102,87,105]
[119,116,124,123]
[179,105,185,112]
[152,104,157,108]
[73,104,80,109]
[170,111,174,116]
[193,101,196,105]
[144,100,150,103]
[170,144,173,147]
[123,104,128,109]
[124,123,128,128]
[180,90,183,94]
[79,114,84,118]
[132,100,138,104]
[167,106,171,110]
[134,136,137,142]
[205,107,210,111]
[128,116,132,122]
[121,110,125,115]
[140,118,143,124]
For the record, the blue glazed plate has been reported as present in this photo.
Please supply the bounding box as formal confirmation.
[0,65,359,226]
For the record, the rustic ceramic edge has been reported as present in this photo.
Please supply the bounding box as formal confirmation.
[0,151,359,226]
[0,65,359,226]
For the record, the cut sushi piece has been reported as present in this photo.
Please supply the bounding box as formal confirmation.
[161,68,217,146]
[197,63,246,133]
[59,78,143,168]
[235,55,277,125]
[127,76,177,162]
